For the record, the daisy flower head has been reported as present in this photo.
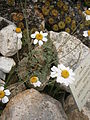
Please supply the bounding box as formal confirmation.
[83,8,90,21]
[83,30,90,39]
[0,86,11,104]
[30,76,41,87]
[50,64,75,86]
[15,27,22,39]
[31,31,48,46]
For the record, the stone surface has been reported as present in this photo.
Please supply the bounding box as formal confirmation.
[0,71,6,80]
[83,97,90,120]
[0,24,22,56]
[64,95,89,120]
[50,31,90,70]
[7,82,26,99]
[0,57,16,73]
[0,17,14,25]
[1,89,67,120]
[0,79,5,86]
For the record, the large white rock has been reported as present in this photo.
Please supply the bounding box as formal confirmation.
[0,24,22,56]
[50,31,90,70]
[0,57,16,73]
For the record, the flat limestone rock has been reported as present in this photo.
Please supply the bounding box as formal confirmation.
[50,31,90,70]
[0,57,15,73]
[1,89,67,120]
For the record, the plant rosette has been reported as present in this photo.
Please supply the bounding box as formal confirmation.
[83,8,90,20]
[83,30,90,39]
[50,64,75,86]
[0,86,11,104]
[31,31,48,46]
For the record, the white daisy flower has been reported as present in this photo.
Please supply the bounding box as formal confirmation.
[15,27,22,39]
[30,76,41,87]
[83,30,90,39]
[50,64,75,86]
[31,31,48,46]
[83,8,90,21]
[0,86,11,104]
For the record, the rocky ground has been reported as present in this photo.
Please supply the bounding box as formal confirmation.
[0,0,90,120]
[0,0,90,47]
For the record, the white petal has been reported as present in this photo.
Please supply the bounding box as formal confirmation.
[86,15,90,21]
[88,8,90,10]
[69,69,75,76]
[39,41,43,46]
[58,64,66,70]
[42,37,48,42]
[33,39,38,44]
[64,82,69,86]
[83,31,88,37]
[40,31,48,37]
[50,72,57,78]
[35,31,39,35]
[0,86,4,91]
[31,33,36,38]
[66,67,70,71]
[2,96,9,103]
[51,66,58,72]
[33,81,41,87]
[56,76,64,83]
[4,90,11,96]
[17,33,22,39]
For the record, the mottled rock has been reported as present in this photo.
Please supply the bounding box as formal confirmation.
[83,97,90,120]
[1,89,67,120]
[64,95,89,120]
[0,71,6,80]
[0,57,15,73]
[0,24,22,56]
[50,31,89,70]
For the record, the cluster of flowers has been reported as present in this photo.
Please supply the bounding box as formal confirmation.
[83,8,90,39]
[30,31,75,87]
[0,27,22,104]
[1,7,89,104]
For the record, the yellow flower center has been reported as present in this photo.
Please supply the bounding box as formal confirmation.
[0,91,5,98]
[30,77,38,83]
[88,30,90,36]
[85,10,90,15]
[61,70,69,78]
[36,34,43,40]
[16,28,21,33]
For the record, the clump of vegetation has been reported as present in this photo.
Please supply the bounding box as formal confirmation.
[17,32,58,91]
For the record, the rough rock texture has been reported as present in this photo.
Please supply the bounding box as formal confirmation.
[0,71,6,80]
[0,57,15,73]
[0,79,5,86]
[0,17,14,26]
[7,82,26,99]
[64,95,89,120]
[1,89,67,120]
[50,31,90,70]
[83,97,90,120]
[0,24,22,56]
